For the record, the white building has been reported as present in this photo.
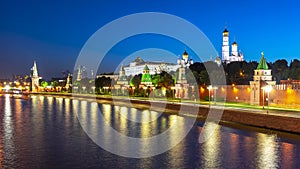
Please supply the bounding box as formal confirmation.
[222,28,244,64]
[31,61,39,92]
[124,50,193,76]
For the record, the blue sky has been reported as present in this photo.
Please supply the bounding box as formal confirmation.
[0,0,299,79]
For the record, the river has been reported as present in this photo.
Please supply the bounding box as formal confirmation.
[0,94,300,169]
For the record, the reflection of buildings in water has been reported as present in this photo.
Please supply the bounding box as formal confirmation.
[47,96,53,112]
[229,133,239,167]
[201,122,222,168]
[119,106,128,135]
[3,94,15,165]
[166,115,186,168]
[56,97,63,113]
[256,133,279,169]
[281,142,295,169]
[89,102,99,135]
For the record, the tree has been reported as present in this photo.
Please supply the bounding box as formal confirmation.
[95,77,112,89]
[289,59,300,80]
[271,59,288,82]
[199,70,210,85]
[157,71,174,88]
[41,81,48,88]
[130,74,142,87]
[50,81,58,88]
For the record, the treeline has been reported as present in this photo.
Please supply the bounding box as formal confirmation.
[189,59,300,85]
[90,59,300,94]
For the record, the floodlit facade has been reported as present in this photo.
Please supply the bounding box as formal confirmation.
[31,61,39,92]
[250,52,276,105]
[222,28,244,64]
[124,50,193,76]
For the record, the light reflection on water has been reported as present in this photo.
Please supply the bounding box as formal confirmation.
[3,94,15,167]
[0,95,300,168]
[256,133,279,169]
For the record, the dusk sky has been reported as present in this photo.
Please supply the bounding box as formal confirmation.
[0,0,299,79]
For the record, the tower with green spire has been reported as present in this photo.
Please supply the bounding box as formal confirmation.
[250,52,276,105]
[141,65,152,86]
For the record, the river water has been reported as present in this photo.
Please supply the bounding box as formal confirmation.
[0,94,300,169]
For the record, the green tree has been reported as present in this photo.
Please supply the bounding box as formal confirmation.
[271,59,288,82]
[130,74,142,87]
[289,59,300,80]
[41,81,48,88]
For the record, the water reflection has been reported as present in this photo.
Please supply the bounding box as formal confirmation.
[281,142,294,169]
[201,122,222,168]
[256,133,279,169]
[0,96,300,168]
[47,96,53,112]
[3,94,15,166]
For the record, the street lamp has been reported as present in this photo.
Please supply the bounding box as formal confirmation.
[235,96,238,104]
[171,86,176,98]
[265,85,272,114]
[262,85,272,111]
[207,85,212,105]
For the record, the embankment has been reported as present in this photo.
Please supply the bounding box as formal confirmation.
[32,92,300,134]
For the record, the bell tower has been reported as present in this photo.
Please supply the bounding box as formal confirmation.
[222,27,230,63]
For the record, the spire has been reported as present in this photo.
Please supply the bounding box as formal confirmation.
[223,26,229,35]
[143,65,150,71]
[32,60,38,77]
[232,36,237,45]
[31,60,40,92]
[77,65,82,81]
[120,64,125,71]
[141,65,152,84]
[257,52,269,70]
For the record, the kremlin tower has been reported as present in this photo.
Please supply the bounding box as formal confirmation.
[31,61,39,92]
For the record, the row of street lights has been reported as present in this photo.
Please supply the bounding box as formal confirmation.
[207,84,273,113]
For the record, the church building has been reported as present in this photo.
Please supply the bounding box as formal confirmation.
[222,27,244,64]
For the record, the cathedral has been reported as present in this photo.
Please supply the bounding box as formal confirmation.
[222,27,244,64]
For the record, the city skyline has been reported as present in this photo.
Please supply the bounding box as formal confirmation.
[1,0,300,79]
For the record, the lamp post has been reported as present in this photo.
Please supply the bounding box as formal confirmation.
[236,96,238,104]
[262,88,265,109]
[207,85,212,105]
[171,86,176,98]
[265,85,272,114]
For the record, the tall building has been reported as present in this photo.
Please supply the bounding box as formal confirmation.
[31,61,39,92]
[114,65,129,95]
[175,64,189,99]
[116,65,128,85]
[250,52,276,105]
[222,27,244,64]
[76,65,82,81]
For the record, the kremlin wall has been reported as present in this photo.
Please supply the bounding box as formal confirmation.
[200,84,300,108]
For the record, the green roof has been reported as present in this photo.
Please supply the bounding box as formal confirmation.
[141,73,152,83]
[257,52,269,70]
[143,65,150,71]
